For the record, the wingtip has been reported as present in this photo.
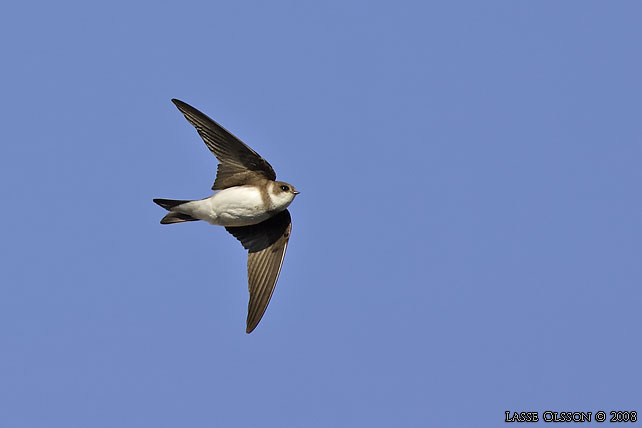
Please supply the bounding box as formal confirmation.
[171,98,195,115]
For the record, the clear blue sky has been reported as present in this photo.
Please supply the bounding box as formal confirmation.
[1,1,640,427]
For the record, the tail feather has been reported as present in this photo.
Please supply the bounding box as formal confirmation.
[153,198,191,210]
[160,212,199,224]
[153,198,198,224]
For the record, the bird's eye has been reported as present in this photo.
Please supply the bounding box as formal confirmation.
[280,185,290,191]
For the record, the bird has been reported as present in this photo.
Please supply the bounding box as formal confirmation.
[154,99,299,333]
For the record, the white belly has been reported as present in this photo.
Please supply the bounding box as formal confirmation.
[177,186,274,226]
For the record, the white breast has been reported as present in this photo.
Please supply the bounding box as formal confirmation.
[177,186,273,227]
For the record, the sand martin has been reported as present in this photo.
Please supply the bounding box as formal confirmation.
[154,99,299,333]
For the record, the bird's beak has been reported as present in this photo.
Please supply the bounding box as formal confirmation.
[293,191,300,195]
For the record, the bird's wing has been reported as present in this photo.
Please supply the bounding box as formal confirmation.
[225,210,292,333]
[171,99,277,189]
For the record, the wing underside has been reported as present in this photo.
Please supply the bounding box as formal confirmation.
[171,99,277,189]
[225,210,292,333]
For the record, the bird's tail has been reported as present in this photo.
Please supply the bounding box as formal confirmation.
[153,198,199,224]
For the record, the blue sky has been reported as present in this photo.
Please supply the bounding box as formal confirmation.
[1,1,641,426]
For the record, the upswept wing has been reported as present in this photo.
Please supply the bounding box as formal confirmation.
[172,99,276,189]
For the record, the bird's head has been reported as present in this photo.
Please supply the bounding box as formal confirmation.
[269,181,300,208]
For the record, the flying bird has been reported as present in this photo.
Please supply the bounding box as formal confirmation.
[154,99,299,333]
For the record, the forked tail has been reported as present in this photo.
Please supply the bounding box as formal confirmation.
[153,199,199,224]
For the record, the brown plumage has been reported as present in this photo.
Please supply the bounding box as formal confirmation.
[154,99,298,333]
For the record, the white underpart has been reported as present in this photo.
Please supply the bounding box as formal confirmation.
[175,184,294,227]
